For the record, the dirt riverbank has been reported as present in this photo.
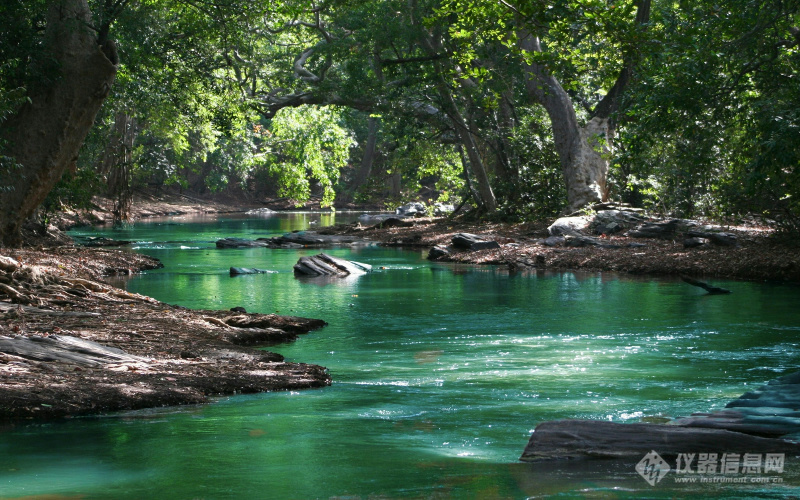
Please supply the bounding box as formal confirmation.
[326,217,800,283]
[0,246,330,423]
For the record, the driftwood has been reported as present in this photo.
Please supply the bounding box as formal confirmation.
[0,302,100,317]
[0,334,147,366]
[681,276,732,294]
[521,420,800,461]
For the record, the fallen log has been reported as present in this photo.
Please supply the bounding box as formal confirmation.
[0,302,101,317]
[0,334,147,366]
[681,276,732,294]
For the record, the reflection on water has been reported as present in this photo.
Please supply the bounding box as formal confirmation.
[0,215,798,499]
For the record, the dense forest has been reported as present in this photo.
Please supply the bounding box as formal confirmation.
[1,0,798,245]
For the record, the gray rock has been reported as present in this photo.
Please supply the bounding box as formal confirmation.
[684,237,709,248]
[293,253,372,277]
[451,233,501,251]
[396,202,427,216]
[687,230,738,247]
[564,235,602,247]
[216,238,271,248]
[590,210,645,235]
[358,213,402,224]
[229,267,275,276]
[627,219,683,239]
[542,236,566,247]
[245,207,276,215]
[427,246,450,260]
[548,216,591,236]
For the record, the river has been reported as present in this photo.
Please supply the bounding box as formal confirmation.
[1,212,798,498]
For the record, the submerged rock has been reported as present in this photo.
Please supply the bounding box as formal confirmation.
[293,253,372,277]
[229,267,275,276]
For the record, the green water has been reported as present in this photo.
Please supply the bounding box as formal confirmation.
[1,213,799,499]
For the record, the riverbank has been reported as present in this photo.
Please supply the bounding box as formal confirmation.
[0,247,331,422]
[327,216,800,282]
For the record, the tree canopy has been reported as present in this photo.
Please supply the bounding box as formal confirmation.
[1,0,798,244]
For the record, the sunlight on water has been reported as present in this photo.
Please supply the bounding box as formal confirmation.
[0,214,798,499]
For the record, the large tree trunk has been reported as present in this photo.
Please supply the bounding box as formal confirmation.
[516,1,649,212]
[517,30,610,212]
[0,0,118,246]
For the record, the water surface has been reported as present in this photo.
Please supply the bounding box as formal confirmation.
[1,213,798,498]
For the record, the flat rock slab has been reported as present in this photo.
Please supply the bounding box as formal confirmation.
[293,253,372,277]
[451,233,501,251]
[0,334,147,367]
[521,419,800,461]
[216,237,271,248]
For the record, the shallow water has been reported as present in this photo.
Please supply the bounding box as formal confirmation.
[1,213,799,498]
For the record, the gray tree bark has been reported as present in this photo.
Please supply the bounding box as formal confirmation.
[516,1,650,212]
[517,30,611,212]
[0,0,118,246]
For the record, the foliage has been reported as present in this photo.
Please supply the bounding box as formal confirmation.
[495,107,566,220]
[260,106,354,207]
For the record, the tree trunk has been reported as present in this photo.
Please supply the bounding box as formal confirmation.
[0,0,118,246]
[341,116,379,202]
[99,112,136,224]
[517,29,609,212]
[516,1,650,213]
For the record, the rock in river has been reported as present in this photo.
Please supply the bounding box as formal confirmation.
[229,267,275,276]
[293,253,372,277]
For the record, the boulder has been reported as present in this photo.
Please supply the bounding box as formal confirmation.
[229,267,275,276]
[627,219,683,239]
[548,216,591,236]
[520,419,800,461]
[395,202,427,216]
[427,246,450,260]
[451,233,501,251]
[293,253,372,277]
[590,210,646,235]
